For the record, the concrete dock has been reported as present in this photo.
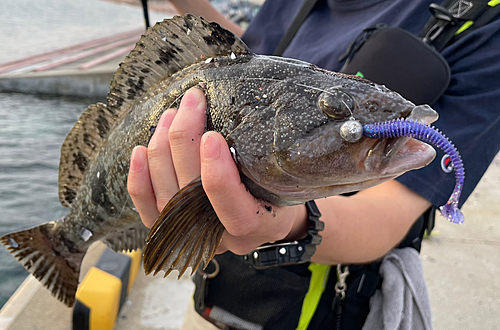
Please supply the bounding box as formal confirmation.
[0,242,195,330]
[421,153,500,329]
[0,0,171,100]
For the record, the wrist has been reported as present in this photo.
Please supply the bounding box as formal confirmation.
[241,201,324,268]
[283,204,309,242]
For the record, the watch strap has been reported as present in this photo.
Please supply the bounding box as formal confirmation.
[241,200,324,269]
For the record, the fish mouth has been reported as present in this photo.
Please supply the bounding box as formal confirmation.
[362,104,438,175]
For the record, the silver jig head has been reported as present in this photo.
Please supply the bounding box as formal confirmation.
[340,119,363,143]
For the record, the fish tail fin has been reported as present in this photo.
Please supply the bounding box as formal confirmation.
[143,177,225,278]
[0,221,85,307]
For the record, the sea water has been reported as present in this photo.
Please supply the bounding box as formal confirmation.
[0,92,90,308]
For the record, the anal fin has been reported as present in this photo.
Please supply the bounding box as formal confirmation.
[143,177,224,278]
[103,221,149,252]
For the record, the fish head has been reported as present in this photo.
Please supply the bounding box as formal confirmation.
[236,67,437,204]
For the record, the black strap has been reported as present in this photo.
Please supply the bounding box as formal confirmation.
[241,201,324,269]
[421,0,500,51]
[273,0,320,56]
[141,0,150,30]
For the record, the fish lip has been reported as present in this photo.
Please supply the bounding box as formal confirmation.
[405,104,439,124]
[384,139,436,174]
[363,104,438,173]
[363,138,436,175]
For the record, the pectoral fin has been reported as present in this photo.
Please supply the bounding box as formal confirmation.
[143,177,224,278]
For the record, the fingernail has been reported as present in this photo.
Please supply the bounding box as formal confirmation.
[158,109,176,129]
[180,88,204,111]
[202,132,220,161]
[130,146,146,172]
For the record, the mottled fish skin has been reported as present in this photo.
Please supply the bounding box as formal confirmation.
[0,15,437,306]
[200,56,419,205]
[66,54,415,242]
[141,54,435,277]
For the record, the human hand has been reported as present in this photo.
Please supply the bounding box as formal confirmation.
[127,87,307,255]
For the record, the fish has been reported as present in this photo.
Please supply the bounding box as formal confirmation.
[0,14,438,307]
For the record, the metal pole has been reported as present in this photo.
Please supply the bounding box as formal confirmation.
[141,0,150,30]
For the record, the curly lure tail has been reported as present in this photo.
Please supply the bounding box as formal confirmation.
[363,118,465,225]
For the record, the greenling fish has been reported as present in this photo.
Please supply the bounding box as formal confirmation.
[0,14,438,307]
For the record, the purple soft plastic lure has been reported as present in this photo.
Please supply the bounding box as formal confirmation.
[363,118,465,224]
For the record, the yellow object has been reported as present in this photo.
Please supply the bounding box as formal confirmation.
[75,267,122,330]
[488,0,500,7]
[124,249,142,293]
[296,263,332,330]
[455,20,474,35]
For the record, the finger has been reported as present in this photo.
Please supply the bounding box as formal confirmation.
[147,109,179,212]
[169,87,207,188]
[127,146,160,228]
[200,132,292,241]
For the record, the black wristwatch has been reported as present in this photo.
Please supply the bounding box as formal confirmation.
[241,200,324,269]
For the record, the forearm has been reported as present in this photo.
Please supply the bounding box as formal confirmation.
[289,180,431,265]
[169,0,245,37]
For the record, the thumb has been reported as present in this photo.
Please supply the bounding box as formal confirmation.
[200,132,288,240]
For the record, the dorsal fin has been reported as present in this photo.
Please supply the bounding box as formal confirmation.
[106,14,252,116]
[58,102,118,207]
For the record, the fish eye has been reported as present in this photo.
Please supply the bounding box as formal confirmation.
[318,90,354,120]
